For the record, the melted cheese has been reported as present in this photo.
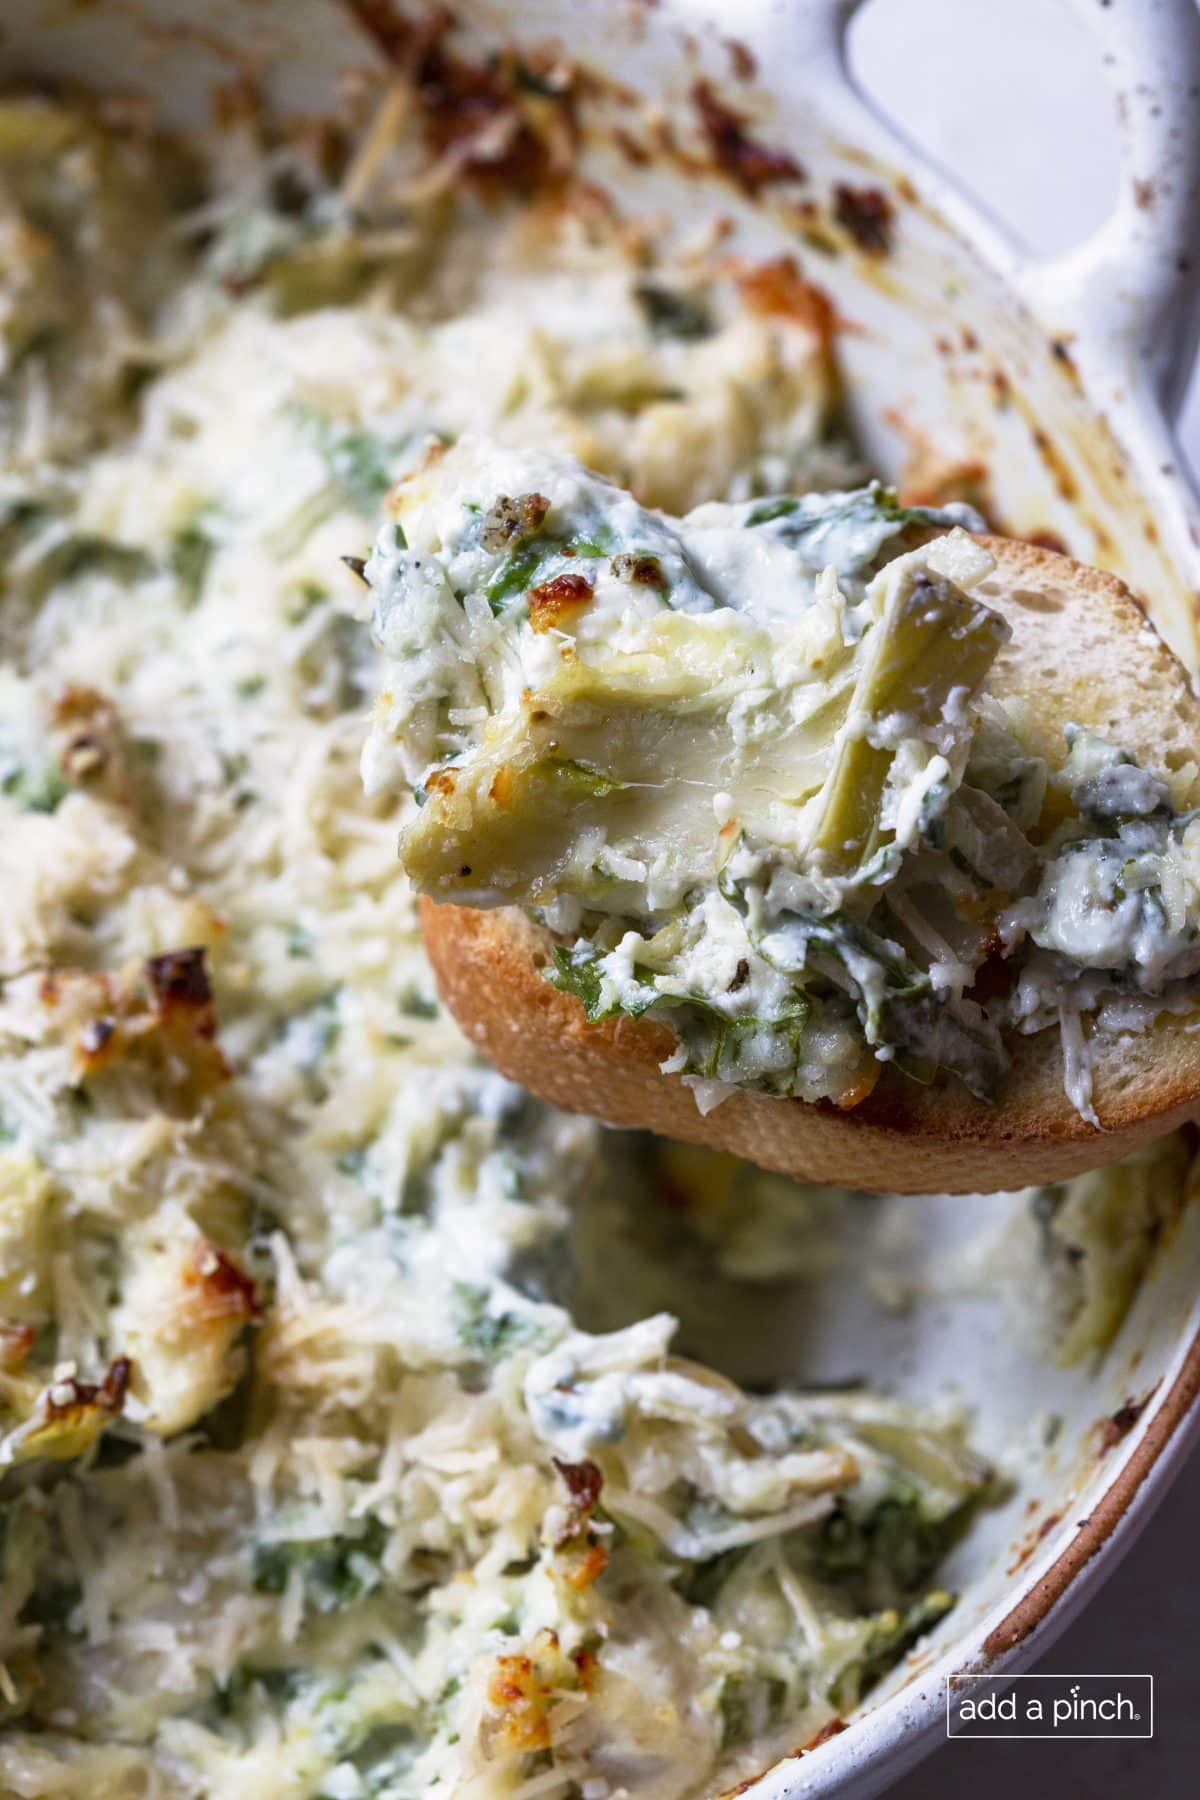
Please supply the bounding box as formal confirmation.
[0,92,988,1800]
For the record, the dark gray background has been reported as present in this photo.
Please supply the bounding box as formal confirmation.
[891,1456,1200,1795]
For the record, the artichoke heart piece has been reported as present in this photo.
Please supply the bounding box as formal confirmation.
[805,565,1010,895]
[399,608,859,910]
[1,1357,130,1467]
[1035,1131,1192,1367]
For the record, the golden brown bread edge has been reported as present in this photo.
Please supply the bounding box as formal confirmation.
[420,538,1200,1195]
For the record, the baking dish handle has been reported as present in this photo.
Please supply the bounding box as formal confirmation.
[818,0,1200,418]
[1014,0,1200,419]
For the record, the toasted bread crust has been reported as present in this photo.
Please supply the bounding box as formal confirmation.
[420,538,1200,1195]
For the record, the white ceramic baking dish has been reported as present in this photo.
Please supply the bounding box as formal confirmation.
[5,1,1200,1794]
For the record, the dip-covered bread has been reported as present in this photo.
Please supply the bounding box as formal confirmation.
[363,443,1200,1189]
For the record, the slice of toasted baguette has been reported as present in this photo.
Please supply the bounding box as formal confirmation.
[421,538,1200,1195]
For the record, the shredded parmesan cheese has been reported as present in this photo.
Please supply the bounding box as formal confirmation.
[0,83,989,1800]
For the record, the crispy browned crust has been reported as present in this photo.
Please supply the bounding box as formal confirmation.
[421,538,1200,1194]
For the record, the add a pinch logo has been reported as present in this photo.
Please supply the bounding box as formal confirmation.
[947,1673,1153,1739]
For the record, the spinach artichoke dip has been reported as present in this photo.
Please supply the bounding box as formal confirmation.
[0,78,1187,1800]
[364,446,1200,1125]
